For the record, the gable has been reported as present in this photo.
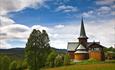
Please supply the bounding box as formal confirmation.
[77,44,86,50]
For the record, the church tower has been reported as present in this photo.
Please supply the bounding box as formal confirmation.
[78,18,88,47]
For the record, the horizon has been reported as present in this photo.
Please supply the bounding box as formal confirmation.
[0,0,115,49]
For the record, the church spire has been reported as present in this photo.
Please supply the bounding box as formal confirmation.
[79,17,88,39]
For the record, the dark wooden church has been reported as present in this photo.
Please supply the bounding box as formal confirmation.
[67,18,105,61]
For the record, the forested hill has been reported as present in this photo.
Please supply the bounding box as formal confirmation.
[0,48,66,60]
[0,48,67,55]
[0,48,24,54]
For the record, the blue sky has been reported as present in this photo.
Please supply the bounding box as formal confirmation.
[0,0,115,49]
[8,0,114,25]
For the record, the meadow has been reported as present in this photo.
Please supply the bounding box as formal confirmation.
[43,60,115,70]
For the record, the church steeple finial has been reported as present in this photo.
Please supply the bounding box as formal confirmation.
[79,17,88,39]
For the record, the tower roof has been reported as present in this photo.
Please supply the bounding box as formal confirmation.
[78,18,88,39]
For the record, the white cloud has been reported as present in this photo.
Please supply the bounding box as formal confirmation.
[56,5,78,13]
[0,0,114,49]
[0,19,115,49]
[97,6,111,15]
[82,6,115,17]
[111,5,115,9]
[82,11,94,17]
[0,24,30,40]
[0,0,47,48]
[111,11,115,15]
[0,16,15,26]
[54,24,65,28]
[85,19,115,47]
[31,25,49,31]
[96,0,115,5]
[0,40,12,49]
[0,0,45,15]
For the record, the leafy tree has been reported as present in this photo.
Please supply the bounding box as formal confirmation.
[25,29,51,70]
[46,50,57,67]
[9,61,17,70]
[22,59,28,70]
[64,54,70,65]
[54,55,63,67]
[0,55,11,70]
[16,61,24,70]
[0,56,2,69]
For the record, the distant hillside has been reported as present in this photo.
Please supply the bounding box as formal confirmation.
[0,48,25,60]
[0,48,67,54]
[0,48,24,54]
[0,48,67,60]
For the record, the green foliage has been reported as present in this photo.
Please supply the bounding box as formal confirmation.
[46,53,71,68]
[9,61,17,70]
[46,50,57,67]
[54,55,63,67]
[0,55,11,70]
[104,47,115,52]
[78,58,100,64]
[25,29,51,70]
[63,54,70,65]
[104,47,115,59]
[22,59,28,69]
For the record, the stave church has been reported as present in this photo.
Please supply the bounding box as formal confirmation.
[67,18,105,61]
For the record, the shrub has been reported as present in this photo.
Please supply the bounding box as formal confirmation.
[0,55,11,70]
[64,54,70,65]
[46,51,57,67]
[54,55,63,67]
[9,61,17,70]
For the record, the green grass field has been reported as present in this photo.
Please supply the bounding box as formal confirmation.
[43,64,115,70]
[43,60,115,70]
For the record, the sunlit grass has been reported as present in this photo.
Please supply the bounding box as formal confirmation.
[42,60,115,70]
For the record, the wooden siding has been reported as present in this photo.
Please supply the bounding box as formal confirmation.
[74,53,88,60]
[89,51,105,61]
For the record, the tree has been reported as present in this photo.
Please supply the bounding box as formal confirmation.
[0,55,11,70]
[64,54,70,65]
[25,29,51,70]
[54,55,63,67]
[46,50,57,67]
[9,61,17,70]
[21,59,28,70]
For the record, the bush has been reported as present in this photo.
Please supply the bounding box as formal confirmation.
[54,55,63,67]
[46,51,57,67]
[9,61,17,70]
[22,59,28,69]
[64,54,70,65]
[0,55,11,70]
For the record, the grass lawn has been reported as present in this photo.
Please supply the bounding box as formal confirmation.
[43,60,115,70]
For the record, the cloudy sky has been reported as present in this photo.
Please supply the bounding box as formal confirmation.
[0,0,115,49]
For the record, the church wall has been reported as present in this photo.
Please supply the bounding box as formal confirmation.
[89,51,104,61]
[88,44,105,61]
[74,53,88,60]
